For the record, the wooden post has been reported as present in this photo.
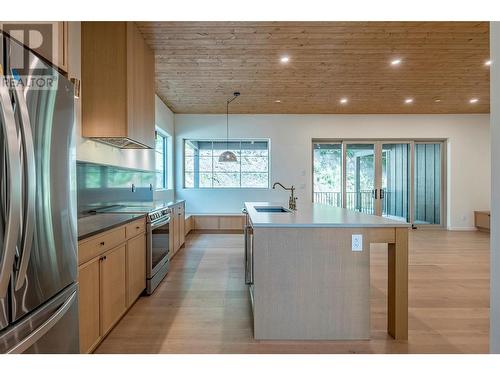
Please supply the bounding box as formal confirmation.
[387,227,409,340]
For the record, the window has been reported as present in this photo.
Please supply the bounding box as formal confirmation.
[184,139,270,188]
[155,129,168,190]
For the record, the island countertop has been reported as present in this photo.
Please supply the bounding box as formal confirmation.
[244,201,410,228]
[245,201,409,341]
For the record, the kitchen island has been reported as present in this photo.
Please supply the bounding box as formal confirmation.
[244,201,410,341]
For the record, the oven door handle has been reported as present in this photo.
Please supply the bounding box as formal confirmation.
[150,216,171,229]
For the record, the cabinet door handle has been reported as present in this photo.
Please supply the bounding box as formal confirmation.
[136,226,140,229]
[99,241,105,246]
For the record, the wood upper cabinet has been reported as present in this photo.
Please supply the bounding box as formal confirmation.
[1,22,68,72]
[81,22,155,148]
[100,244,127,336]
[127,233,147,307]
[78,258,100,353]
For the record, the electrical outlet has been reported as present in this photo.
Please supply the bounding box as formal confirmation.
[352,234,363,252]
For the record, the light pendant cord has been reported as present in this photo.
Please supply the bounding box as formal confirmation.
[226,92,240,149]
[226,98,229,149]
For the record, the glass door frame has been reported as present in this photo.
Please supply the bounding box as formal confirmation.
[312,141,343,208]
[343,141,378,216]
[378,141,414,223]
[311,139,447,228]
[413,141,447,228]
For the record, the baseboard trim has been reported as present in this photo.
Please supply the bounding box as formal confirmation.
[447,227,478,231]
[191,229,244,234]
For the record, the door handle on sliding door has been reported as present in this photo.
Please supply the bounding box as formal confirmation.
[13,84,36,291]
[380,189,385,199]
[0,76,22,299]
[372,189,378,199]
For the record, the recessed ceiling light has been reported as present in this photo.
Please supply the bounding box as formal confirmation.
[470,98,479,104]
[391,58,402,66]
[434,99,441,103]
[274,99,281,103]
[280,56,290,63]
[485,60,492,66]
[340,98,348,104]
[404,98,414,104]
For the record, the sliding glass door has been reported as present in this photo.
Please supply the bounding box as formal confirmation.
[414,142,442,225]
[312,140,444,226]
[381,143,410,222]
[313,143,342,207]
[345,143,376,215]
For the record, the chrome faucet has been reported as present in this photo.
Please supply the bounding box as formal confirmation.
[272,182,298,210]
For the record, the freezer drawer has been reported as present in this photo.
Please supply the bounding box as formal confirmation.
[0,283,79,354]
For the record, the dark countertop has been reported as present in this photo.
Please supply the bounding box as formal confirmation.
[78,213,146,241]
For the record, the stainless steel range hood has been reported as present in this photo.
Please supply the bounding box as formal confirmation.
[90,137,152,149]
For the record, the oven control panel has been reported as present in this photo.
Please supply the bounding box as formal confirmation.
[149,208,171,222]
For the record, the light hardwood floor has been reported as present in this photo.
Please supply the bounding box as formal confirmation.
[95,230,490,354]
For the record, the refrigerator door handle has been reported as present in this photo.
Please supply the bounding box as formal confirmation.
[6,290,77,354]
[0,76,22,299]
[13,84,36,291]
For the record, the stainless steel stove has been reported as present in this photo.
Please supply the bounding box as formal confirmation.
[95,202,172,294]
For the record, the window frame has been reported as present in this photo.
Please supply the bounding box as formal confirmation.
[183,138,271,189]
[154,128,168,191]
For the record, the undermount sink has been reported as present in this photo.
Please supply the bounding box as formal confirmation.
[254,206,291,213]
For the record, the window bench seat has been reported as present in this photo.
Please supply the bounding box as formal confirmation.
[184,213,245,235]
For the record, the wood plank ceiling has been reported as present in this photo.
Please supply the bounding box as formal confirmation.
[136,22,490,114]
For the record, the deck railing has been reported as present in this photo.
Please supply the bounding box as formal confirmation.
[314,190,394,215]
[313,191,342,207]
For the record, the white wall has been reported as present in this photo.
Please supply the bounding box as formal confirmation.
[68,22,155,172]
[154,95,175,202]
[490,21,500,354]
[175,114,490,230]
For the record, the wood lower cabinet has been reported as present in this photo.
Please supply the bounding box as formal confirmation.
[192,215,245,231]
[169,201,186,259]
[127,233,147,307]
[178,205,186,247]
[474,211,490,232]
[78,258,101,353]
[173,210,180,253]
[78,218,146,353]
[185,215,193,235]
[100,244,127,336]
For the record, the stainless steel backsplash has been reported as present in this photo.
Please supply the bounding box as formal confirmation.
[77,161,154,215]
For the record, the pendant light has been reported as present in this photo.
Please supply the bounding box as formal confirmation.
[219,91,240,162]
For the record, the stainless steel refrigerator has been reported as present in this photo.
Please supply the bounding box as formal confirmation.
[0,30,79,353]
